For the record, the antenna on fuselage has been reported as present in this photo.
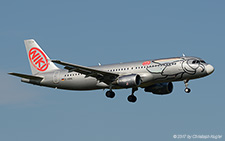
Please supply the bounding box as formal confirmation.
[182,54,186,57]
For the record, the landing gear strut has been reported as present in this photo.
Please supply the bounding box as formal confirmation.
[105,84,115,98]
[184,80,191,93]
[127,87,138,103]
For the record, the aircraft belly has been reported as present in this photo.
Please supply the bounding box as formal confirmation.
[61,77,99,90]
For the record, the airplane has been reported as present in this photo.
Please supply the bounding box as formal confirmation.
[9,39,214,103]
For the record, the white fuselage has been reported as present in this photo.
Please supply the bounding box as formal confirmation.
[37,56,212,91]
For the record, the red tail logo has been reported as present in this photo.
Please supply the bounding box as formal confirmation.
[29,47,48,71]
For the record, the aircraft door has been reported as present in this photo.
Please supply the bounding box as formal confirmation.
[53,71,60,84]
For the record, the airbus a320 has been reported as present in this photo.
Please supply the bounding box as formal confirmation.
[9,39,214,103]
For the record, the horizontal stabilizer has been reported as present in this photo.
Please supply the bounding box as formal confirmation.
[8,72,43,80]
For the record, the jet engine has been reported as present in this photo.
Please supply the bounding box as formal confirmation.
[116,74,141,88]
[144,82,173,95]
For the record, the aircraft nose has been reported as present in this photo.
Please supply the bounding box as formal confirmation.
[206,64,214,75]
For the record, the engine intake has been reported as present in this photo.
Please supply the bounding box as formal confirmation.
[116,74,141,88]
[144,82,173,95]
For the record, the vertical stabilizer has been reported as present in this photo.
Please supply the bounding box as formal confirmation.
[24,39,59,75]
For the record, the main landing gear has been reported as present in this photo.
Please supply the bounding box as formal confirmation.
[184,80,191,93]
[105,87,138,103]
[127,87,138,103]
[105,90,115,98]
[105,84,115,98]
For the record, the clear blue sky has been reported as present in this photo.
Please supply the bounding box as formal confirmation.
[0,0,224,140]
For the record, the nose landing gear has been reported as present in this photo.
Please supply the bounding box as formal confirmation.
[184,80,191,93]
[185,88,191,93]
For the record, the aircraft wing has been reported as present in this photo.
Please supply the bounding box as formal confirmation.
[52,60,119,84]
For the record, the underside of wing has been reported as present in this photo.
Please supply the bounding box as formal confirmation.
[52,60,119,84]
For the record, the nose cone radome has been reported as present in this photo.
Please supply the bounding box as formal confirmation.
[206,64,214,75]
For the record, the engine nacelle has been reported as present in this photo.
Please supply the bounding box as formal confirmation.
[117,74,141,88]
[144,82,173,95]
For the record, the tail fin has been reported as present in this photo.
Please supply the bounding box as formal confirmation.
[24,39,59,75]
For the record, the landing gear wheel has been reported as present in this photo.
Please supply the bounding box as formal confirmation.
[127,95,137,103]
[106,91,115,98]
[184,88,191,93]
[184,80,191,93]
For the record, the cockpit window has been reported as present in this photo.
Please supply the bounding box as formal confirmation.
[192,60,206,64]
[200,60,206,63]
[192,60,199,64]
